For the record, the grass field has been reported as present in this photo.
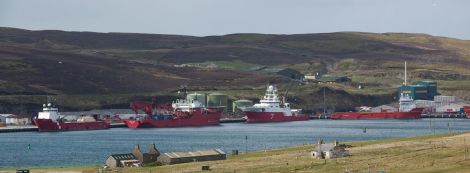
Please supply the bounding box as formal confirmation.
[4,132,470,173]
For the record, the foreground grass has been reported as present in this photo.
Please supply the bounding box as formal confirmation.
[5,133,470,173]
[0,165,99,173]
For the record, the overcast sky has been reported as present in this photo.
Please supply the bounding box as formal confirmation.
[1,0,469,39]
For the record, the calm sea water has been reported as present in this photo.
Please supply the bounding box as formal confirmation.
[1,118,469,168]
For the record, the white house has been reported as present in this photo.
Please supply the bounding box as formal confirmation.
[311,140,349,159]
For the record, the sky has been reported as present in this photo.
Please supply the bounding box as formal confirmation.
[0,0,469,40]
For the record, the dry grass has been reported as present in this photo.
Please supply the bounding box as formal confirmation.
[109,133,470,173]
[6,133,470,173]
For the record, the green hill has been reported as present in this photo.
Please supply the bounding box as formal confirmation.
[1,27,469,114]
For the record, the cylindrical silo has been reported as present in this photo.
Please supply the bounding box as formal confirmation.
[232,99,253,112]
[207,93,228,112]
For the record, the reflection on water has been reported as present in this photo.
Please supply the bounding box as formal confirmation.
[0,118,468,168]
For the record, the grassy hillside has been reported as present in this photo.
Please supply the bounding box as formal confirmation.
[6,133,470,173]
[1,27,469,113]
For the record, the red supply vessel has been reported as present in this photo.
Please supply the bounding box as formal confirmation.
[330,93,424,120]
[34,102,109,132]
[330,61,424,120]
[123,98,222,128]
[464,106,470,118]
[241,84,309,123]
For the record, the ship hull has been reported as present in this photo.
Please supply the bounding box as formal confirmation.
[34,119,110,132]
[123,111,221,128]
[330,108,424,120]
[464,106,470,118]
[244,112,309,123]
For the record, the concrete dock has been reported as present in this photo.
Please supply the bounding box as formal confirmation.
[421,113,467,118]
[0,118,247,133]
[0,125,38,133]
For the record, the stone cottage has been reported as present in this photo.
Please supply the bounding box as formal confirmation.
[311,140,349,159]
[105,153,139,168]
[132,143,160,164]
[105,143,160,168]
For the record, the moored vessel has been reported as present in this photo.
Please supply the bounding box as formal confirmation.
[330,93,424,120]
[464,106,470,118]
[330,61,424,120]
[34,102,110,132]
[123,98,222,128]
[241,84,309,123]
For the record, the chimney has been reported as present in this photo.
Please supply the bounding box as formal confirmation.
[148,143,160,157]
[133,144,141,152]
[132,144,144,163]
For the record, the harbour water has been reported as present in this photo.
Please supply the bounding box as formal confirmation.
[1,118,469,168]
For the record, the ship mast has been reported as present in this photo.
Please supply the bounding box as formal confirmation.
[404,61,407,85]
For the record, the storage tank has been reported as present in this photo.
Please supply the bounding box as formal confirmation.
[232,100,253,112]
[187,92,206,107]
[207,93,228,112]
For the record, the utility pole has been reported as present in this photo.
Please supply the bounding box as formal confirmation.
[448,122,451,134]
[465,138,467,160]
[323,87,326,118]
[245,135,248,154]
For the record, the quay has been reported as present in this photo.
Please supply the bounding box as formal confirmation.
[220,118,245,123]
[0,118,247,133]
[1,114,467,133]
[0,125,38,133]
[311,115,330,119]
[421,113,467,118]
[316,113,468,119]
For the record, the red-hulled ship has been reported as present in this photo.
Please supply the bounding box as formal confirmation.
[241,84,309,123]
[330,93,424,120]
[123,99,222,128]
[34,103,110,132]
[330,61,424,120]
[464,106,470,118]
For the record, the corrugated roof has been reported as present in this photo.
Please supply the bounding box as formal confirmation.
[110,153,137,161]
[0,114,13,118]
[6,114,30,119]
[163,149,225,159]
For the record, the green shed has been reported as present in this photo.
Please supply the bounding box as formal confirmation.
[411,80,437,99]
[399,85,431,100]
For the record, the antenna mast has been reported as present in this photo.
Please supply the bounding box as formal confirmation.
[404,61,407,85]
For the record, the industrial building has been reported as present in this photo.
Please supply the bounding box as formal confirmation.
[276,68,305,80]
[316,75,351,84]
[0,114,12,123]
[412,95,467,113]
[5,115,31,125]
[206,93,228,112]
[399,80,437,100]
[436,103,463,113]
[412,80,438,98]
[254,67,305,80]
[434,95,458,108]
[158,149,226,165]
